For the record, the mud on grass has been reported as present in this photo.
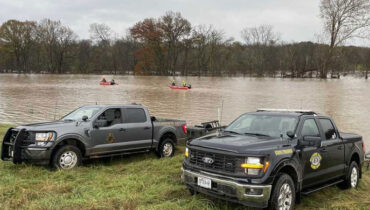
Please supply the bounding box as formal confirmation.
[0,124,369,209]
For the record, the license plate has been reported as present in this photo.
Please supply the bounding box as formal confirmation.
[197,176,212,189]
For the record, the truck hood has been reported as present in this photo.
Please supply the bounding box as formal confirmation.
[188,132,288,154]
[17,121,79,131]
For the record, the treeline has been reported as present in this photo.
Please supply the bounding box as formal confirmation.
[0,11,369,78]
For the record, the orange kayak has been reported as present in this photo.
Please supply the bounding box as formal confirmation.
[100,82,118,86]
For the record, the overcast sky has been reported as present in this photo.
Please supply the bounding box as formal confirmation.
[0,0,368,45]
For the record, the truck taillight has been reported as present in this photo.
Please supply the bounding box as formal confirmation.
[362,142,366,153]
[182,124,187,134]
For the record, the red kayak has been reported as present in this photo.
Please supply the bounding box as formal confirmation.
[169,85,190,90]
[100,81,118,86]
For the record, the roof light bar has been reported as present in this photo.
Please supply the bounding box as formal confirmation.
[257,108,316,114]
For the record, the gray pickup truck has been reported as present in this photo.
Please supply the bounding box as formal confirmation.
[1,104,187,169]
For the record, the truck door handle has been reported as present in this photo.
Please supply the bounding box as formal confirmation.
[119,128,126,132]
[144,126,151,130]
[320,148,328,153]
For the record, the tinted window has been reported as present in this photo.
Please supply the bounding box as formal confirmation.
[319,119,337,140]
[97,108,122,127]
[125,108,147,123]
[301,119,320,137]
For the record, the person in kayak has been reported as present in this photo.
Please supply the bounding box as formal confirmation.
[172,80,176,86]
[110,79,115,85]
[101,77,107,82]
[182,80,187,87]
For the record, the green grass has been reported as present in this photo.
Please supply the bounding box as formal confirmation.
[0,124,369,209]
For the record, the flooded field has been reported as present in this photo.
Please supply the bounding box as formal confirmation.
[0,73,369,147]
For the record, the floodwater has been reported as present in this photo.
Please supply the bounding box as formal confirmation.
[0,74,369,148]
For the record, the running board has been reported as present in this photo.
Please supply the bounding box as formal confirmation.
[88,149,151,159]
[301,179,344,195]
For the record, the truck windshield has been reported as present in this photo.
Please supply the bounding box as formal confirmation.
[61,107,102,121]
[225,114,298,138]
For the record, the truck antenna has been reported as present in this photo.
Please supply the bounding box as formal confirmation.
[219,99,224,129]
[53,101,58,120]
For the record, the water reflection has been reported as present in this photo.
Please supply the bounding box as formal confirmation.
[0,74,369,147]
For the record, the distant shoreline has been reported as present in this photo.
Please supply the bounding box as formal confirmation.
[0,71,367,79]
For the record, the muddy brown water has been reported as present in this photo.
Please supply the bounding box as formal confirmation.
[0,74,369,148]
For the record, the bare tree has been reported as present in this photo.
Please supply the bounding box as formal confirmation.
[241,25,280,46]
[37,19,76,73]
[89,23,112,44]
[320,0,370,78]
[241,25,280,76]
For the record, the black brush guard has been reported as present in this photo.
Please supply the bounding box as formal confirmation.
[1,128,26,164]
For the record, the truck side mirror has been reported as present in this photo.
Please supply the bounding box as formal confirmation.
[151,116,157,121]
[286,131,295,139]
[82,115,88,121]
[302,136,322,147]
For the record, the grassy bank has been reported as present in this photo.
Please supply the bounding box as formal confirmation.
[0,124,369,209]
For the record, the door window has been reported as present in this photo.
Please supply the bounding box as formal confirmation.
[319,119,337,140]
[125,108,147,123]
[301,119,320,137]
[97,108,123,127]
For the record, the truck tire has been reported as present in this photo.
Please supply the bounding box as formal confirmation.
[269,173,295,210]
[339,161,359,189]
[51,145,82,170]
[157,138,175,158]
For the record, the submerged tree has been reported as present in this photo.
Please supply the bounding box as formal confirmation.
[241,25,280,76]
[320,0,370,78]
[0,20,36,73]
[37,19,76,73]
[160,11,191,75]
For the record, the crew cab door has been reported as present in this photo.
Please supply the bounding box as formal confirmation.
[301,117,345,187]
[89,108,126,155]
[121,107,153,149]
[317,117,345,180]
[300,117,326,187]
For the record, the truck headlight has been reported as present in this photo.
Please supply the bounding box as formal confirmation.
[241,157,270,176]
[35,132,55,141]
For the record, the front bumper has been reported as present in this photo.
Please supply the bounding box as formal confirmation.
[1,128,52,165]
[182,168,272,208]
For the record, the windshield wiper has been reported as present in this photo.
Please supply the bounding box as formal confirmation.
[223,130,242,135]
[244,132,271,137]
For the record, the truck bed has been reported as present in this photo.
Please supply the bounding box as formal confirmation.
[152,118,187,144]
[153,118,186,126]
[340,132,362,141]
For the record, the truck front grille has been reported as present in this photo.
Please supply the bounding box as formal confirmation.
[8,129,33,146]
[189,149,240,173]
[9,129,19,144]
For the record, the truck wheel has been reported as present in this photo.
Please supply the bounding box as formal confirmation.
[339,161,359,189]
[269,173,295,210]
[52,145,82,170]
[157,138,175,158]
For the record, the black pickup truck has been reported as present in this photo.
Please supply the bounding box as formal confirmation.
[1,104,187,169]
[182,109,365,209]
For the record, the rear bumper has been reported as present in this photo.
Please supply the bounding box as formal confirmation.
[177,137,187,144]
[182,168,272,208]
